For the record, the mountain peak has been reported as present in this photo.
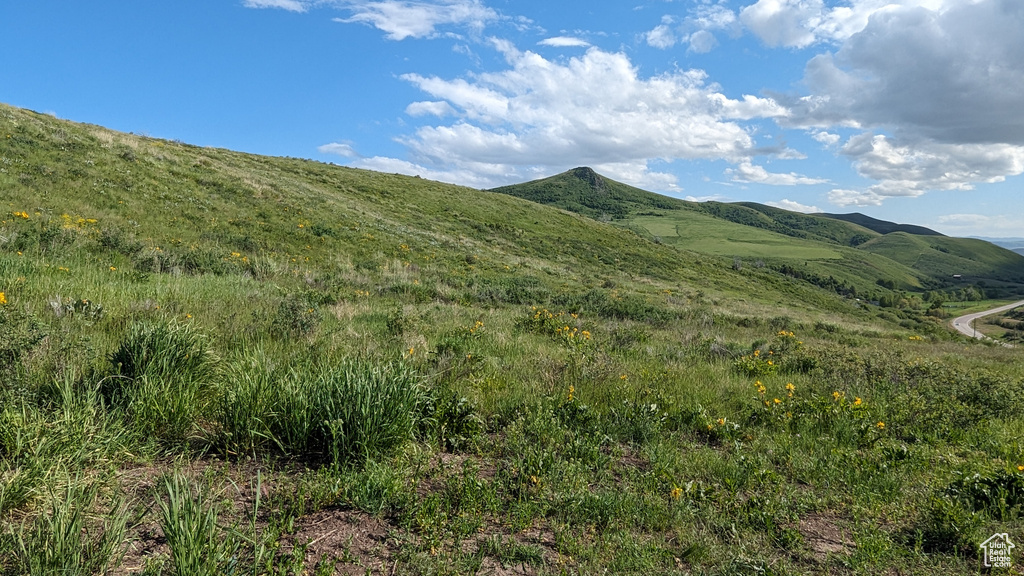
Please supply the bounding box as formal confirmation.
[569,167,605,191]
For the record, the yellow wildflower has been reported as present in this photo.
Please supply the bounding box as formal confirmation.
[0,292,6,305]
[109,266,117,271]
[670,486,683,500]
[716,418,726,426]
[877,421,885,430]
[773,398,781,404]
[854,397,862,406]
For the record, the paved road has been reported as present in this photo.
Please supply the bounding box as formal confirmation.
[951,300,1024,345]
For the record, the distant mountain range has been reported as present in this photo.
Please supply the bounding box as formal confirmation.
[817,213,944,237]
[971,237,1024,256]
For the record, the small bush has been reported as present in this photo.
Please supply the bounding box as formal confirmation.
[97,226,143,257]
[270,293,321,337]
[0,305,47,370]
[912,496,982,556]
[945,469,1024,521]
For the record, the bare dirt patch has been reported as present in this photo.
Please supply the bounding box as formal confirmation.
[285,508,398,574]
[798,513,852,562]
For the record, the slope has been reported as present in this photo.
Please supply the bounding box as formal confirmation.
[819,212,944,236]
[491,167,1024,297]
[0,104,875,324]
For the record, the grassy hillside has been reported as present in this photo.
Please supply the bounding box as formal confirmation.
[3,103,1024,575]
[860,233,1024,285]
[492,168,1024,300]
[819,212,943,236]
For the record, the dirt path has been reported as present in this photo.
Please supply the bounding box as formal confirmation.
[950,300,1024,346]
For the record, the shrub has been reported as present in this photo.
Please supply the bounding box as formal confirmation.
[270,293,321,337]
[945,469,1024,521]
[0,305,47,371]
[912,496,982,556]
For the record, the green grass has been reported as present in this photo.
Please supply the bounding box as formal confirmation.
[2,102,1024,575]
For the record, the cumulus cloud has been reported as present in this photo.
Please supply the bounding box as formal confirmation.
[811,130,840,147]
[727,161,829,186]
[766,198,822,213]
[645,16,677,49]
[384,44,790,189]
[538,36,590,48]
[838,133,1024,202]
[687,30,718,53]
[405,100,456,117]
[752,0,1024,206]
[739,0,959,49]
[318,142,360,157]
[827,188,884,207]
[243,0,309,11]
[352,156,513,188]
[645,5,737,52]
[739,0,822,48]
[335,0,498,40]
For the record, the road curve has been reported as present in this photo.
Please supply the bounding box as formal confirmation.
[951,299,1024,344]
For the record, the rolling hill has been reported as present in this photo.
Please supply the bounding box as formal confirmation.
[818,212,944,236]
[491,167,1024,298]
[5,102,1024,575]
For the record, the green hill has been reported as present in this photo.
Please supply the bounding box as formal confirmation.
[491,167,1024,298]
[5,103,1024,575]
[819,212,944,236]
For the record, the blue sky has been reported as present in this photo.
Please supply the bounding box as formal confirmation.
[2,0,1022,237]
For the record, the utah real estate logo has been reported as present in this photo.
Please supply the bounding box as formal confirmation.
[980,533,1015,569]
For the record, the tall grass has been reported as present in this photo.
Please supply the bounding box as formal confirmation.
[218,350,424,464]
[104,321,219,446]
[158,473,239,576]
[11,477,129,576]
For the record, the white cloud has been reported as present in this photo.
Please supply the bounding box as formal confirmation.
[353,156,508,188]
[405,100,456,117]
[827,188,884,207]
[839,133,1024,201]
[687,30,718,53]
[538,36,590,48]
[390,45,791,190]
[592,161,681,192]
[242,0,309,12]
[645,16,677,49]
[685,193,730,202]
[754,0,1024,205]
[936,213,1021,236]
[318,142,360,157]
[336,0,498,40]
[739,0,958,48]
[645,6,738,52]
[727,160,829,185]
[766,198,822,213]
[740,0,822,48]
[811,130,840,146]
